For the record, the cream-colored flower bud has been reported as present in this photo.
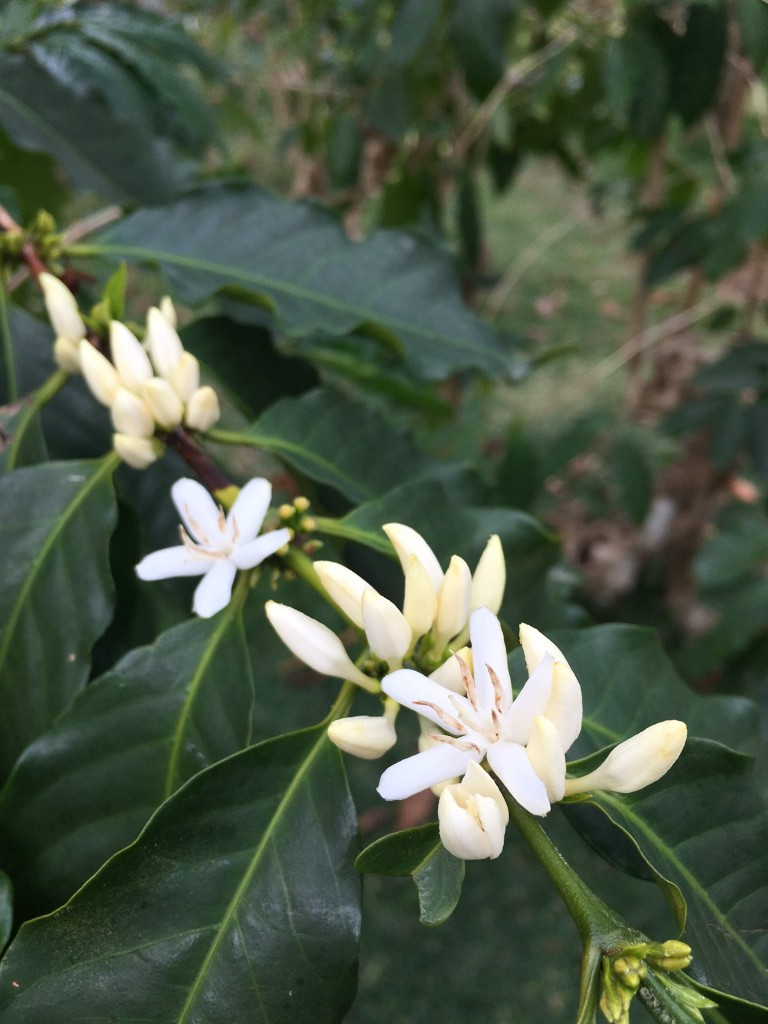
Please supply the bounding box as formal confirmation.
[110,321,153,392]
[53,337,81,374]
[362,588,412,670]
[564,721,687,797]
[113,433,162,470]
[159,295,177,327]
[383,523,444,592]
[185,385,220,432]
[143,378,184,430]
[519,622,567,675]
[470,534,506,614]
[111,387,155,439]
[39,272,86,341]
[428,647,473,694]
[265,601,375,690]
[79,341,121,407]
[526,716,566,802]
[327,713,397,760]
[438,761,509,860]
[171,352,200,402]
[432,555,472,653]
[402,554,438,640]
[314,561,368,628]
[146,306,184,380]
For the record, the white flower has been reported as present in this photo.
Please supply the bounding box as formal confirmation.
[110,321,153,392]
[438,761,509,860]
[135,477,291,618]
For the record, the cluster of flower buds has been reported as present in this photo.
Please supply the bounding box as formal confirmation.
[265,524,506,756]
[39,273,221,469]
[599,941,708,1024]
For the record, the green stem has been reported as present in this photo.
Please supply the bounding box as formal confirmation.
[0,269,18,402]
[322,680,357,725]
[4,369,68,472]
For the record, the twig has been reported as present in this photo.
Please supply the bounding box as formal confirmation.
[482,218,577,319]
[62,205,123,244]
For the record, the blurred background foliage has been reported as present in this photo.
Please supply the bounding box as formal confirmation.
[3,0,768,1020]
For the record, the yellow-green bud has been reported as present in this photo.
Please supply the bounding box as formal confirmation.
[294,496,310,512]
[612,956,646,991]
[278,504,294,520]
[300,516,317,532]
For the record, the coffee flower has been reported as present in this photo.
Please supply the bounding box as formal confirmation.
[135,477,291,617]
[377,609,686,822]
[438,761,509,860]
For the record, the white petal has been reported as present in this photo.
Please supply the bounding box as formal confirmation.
[470,534,506,615]
[113,433,162,470]
[227,477,272,542]
[402,554,438,639]
[327,715,397,759]
[79,342,121,407]
[504,655,554,745]
[265,601,372,688]
[40,273,86,340]
[462,760,509,822]
[519,623,567,674]
[438,787,506,860]
[146,305,184,379]
[184,386,220,432]
[314,562,368,628]
[487,741,550,816]
[565,721,687,796]
[230,528,291,570]
[143,378,184,430]
[111,387,155,438]
[383,523,444,592]
[469,607,512,713]
[544,662,583,753]
[526,716,566,802]
[171,479,222,548]
[381,669,470,735]
[362,589,412,669]
[110,320,153,391]
[135,545,211,580]
[193,559,237,617]
[172,352,200,402]
[377,743,476,801]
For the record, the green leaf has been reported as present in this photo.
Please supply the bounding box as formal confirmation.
[83,183,511,381]
[0,608,254,917]
[389,0,441,68]
[229,387,437,503]
[612,432,652,524]
[0,872,12,951]
[0,457,117,780]
[0,725,361,1023]
[0,396,48,473]
[356,823,464,926]
[0,52,192,202]
[586,740,768,1007]
[450,0,516,100]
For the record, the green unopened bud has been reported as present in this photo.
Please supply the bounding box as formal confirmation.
[278,504,294,520]
[143,378,184,429]
[184,385,220,432]
[612,956,646,991]
[627,939,693,973]
[300,515,316,532]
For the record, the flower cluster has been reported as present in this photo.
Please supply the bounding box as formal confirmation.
[40,273,220,469]
[135,476,291,617]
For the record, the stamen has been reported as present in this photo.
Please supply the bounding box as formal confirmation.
[455,652,477,710]
[217,505,226,534]
[230,511,240,545]
[428,733,482,754]
[184,502,212,547]
[487,664,506,714]
[413,699,465,735]
[179,525,225,560]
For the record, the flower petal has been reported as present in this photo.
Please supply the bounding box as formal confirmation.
[377,743,476,801]
[110,320,153,391]
[382,523,444,592]
[402,554,438,639]
[314,561,369,628]
[544,662,583,753]
[135,545,211,580]
[433,555,472,652]
[171,478,222,548]
[519,623,567,675]
[503,655,554,745]
[486,741,550,816]
[565,721,687,797]
[526,716,566,803]
[381,669,470,735]
[230,528,291,570]
[227,478,272,542]
[265,601,373,689]
[362,588,412,669]
[469,607,512,713]
[470,534,506,615]
[192,558,237,618]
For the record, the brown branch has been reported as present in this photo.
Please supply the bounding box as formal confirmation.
[162,427,233,493]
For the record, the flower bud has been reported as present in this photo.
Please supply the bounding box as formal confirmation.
[519,622,567,675]
[171,352,200,402]
[39,272,85,341]
[110,320,153,392]
[265,601,375,690]
[79,341,120,407]
[327,713,397,760]
[159,295,177,327]
[432,555,471,653]
[113,433,162,469]
[314,561,367,628]
[143,378,184,430]
[53,337,81,374]
[564,721,687,796]
[362,588,412,670]
[185,385,220,432]
[402,554,437,640]
[383,523,444,592]
[438,761,509,860]
[146,305,184,379]
[111,387,155,438]
[470,534,506,614]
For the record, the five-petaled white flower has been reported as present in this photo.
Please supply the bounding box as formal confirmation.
[135,477,291,618]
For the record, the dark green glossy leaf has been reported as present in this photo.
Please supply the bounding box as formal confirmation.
[232,387,436,503]
[84,183,511,380]
[0,608,254,917]
[0,725,361,1023]
[356,823,464,926]
[0,457,117,780]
